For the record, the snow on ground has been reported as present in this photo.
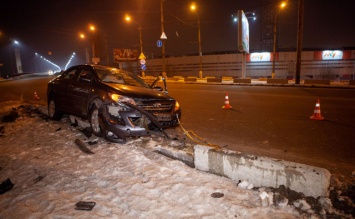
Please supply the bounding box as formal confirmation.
[0,102,341,218]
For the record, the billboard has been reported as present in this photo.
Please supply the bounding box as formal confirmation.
[248,52,272,62]
[113,49,138,62]
[237,10,250,54]
[314,50,351,60]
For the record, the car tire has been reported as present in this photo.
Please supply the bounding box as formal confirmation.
[48,96,62,120]
[89,105,103,137]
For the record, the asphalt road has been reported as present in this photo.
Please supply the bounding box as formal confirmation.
[166,83,355,179]
[1,77,354,180]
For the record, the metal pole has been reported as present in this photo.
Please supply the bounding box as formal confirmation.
[197,12,203,79]
[139,25,145,77]
[160,0,166,79]
[295,0,304,84]
[272,14,277,79]
[105,33,109,65]
[91,41,95,63]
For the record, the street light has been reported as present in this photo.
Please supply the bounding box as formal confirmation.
[190,2,203,79]
[125,14,145,77]
[10,39,23,75]
[232,12,256,22]
[272,1,287,79]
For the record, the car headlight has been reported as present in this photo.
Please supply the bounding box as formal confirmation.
[109,93,136,105]
[174,101,180,112]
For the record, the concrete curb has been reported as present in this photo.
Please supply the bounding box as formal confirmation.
[194,145,331,198]
[68,114,332,198]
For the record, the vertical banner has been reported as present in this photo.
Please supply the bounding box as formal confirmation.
[237,10,250,54]
[237,10,250,78]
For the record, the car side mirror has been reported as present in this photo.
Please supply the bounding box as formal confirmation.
[153,86,163,91]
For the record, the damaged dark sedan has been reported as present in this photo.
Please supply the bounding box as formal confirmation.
[47,64,181,143]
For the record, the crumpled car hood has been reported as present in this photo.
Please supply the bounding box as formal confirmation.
[103,83,172,100]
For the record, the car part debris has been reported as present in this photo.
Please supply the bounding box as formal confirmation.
[74,139,94,154]
[80,127,92,138]
[1,109,18,123]
[75,201,96,211]
[0,178,14,194]
[211,192,224,198]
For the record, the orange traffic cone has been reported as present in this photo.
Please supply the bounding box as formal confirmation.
[222,92,232,109]
[310,98,324,120]
[34,92,40,100]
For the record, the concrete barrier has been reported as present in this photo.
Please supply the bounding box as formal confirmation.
[234,78,251,84]
[207,78,222,83]
[267,78,289,84]
[304,79,331,85]
[184,77,197,82]
[222,77,233,84]
[194,145,331,198]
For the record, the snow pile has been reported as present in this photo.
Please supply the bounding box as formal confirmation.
[0,102,347,218]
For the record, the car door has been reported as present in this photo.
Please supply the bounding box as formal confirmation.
[54,67,79,113]
[66,66,93,117]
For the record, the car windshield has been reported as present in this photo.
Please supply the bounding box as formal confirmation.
[94,66,151,88]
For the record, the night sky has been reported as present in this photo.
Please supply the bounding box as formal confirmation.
[1,0,354,72]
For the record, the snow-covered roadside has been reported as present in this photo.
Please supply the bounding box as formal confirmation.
[0,102,349,218]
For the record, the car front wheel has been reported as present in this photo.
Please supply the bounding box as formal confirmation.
[48,97,62,120]
[89,105,103,137]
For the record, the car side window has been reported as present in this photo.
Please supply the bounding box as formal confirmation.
[63,69,77,80]
[77,69,92,82]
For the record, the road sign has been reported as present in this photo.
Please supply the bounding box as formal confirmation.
[139,53,146,60]
[141,64,146,70]
[160,32,167,40]
[140,59,146,65]
[156,40,163,48]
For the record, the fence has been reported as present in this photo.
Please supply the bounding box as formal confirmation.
[120,50,355,80]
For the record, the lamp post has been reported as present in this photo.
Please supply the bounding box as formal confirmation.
[10,40,23,74]
[89,24,97,64]
[190,3,203,79]
[79,33,91,64]
[272,1,286,79]
[160,0,167,81]
[125,15,145,77]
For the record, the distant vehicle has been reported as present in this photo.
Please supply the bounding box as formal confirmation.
[47,64,181,143]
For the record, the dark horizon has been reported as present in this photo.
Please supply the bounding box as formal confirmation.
[1,0,354,74]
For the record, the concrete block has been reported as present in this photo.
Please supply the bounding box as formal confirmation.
[184,77,197,82]
[222,77,233,84]
[196,78,207,83]
[194,145,331,198]
[155,146,194,167]
[304,80,331,85]
[207,78,222,83]
[267,78,289,84]
[234,78,251,84]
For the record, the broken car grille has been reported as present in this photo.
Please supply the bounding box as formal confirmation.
[136,102,173,114]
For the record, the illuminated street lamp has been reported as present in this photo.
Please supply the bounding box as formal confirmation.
[10,39,23,75]
[79,33,85,39]
[190,2,203,79]
[272,1,287,79]
[232,12,256,22]
[125,14,145,77]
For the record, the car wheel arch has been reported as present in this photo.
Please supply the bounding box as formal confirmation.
[89,98,103,112]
